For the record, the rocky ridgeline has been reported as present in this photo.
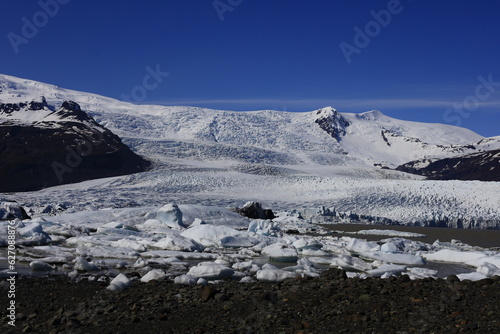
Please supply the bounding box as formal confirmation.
[0,99,150,192]
[397,149,500,182]
[313,107,350,142]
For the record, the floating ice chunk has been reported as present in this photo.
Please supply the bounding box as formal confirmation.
[360,251,426,265]
[238,248,259,258]
[152,234,204,252]
[17,223,52,245]
[35,256,73,264]
[382,238,429,254]
[74,257,99,272]
[186,262,235,280]
[292,238,323,251]
[111,239,147,252]
[423,249,500,268]
[301,248,330,256]
[232,260,256,271]
[283,257,319,277]
[381,241,400,253]
[240,276,255,283]
[107,274,132,291]
[321,242,351,255]
[261,243,298,262]
[67,270,79,280]
[101,222,124,229]
[367,264,407,277]
[190,218,206,227]
[232,271,248,280]
[457,272,488,281]
[0,202,29,220]
[174,274,198,285]
[219,235,260,248]
[143,219,163,227]
[262,263,279,270]
[247,220,280,236]
[140,269,166,283]
[329,254,373,272]
[96,227,144,237]
[77,246,139,259]
[345,238,380,253]
[298,257,315,267]
[256,268,297,282]
[66,236,112,248]
[404,267,438,280]
[477,262,500,277]
[356,229,426,238]
[180,225,241,247]
[197,278,208,285]
[142,250,218,260]
[214,258,231,266]
[29,260,55,271]
[251,240,276,253]
[179,204,250,228]
[308,256,336,265]
[48,235,67,243]
[157,203,186,229]
[346,272,368,279]
[115,261,129,269]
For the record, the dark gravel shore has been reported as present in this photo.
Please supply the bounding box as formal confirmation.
[2,270,500,334]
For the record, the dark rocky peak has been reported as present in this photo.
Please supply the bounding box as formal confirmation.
[313,107,350,141]
[28,96,49,110]
[0,96,49,115]
[51,101,94,122]
[0,102,23,114]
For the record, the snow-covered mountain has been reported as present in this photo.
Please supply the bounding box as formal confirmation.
[1,74,498,173]
[2,74,500,228]
[0,93,150,192]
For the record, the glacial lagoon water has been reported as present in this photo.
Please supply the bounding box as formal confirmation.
[3,224,499,279]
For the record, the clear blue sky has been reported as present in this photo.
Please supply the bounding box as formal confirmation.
[1,0,500,137]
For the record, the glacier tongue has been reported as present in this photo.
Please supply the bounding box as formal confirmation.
[1,73,499,229]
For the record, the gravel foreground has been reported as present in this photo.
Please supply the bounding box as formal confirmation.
[2,270,500,334]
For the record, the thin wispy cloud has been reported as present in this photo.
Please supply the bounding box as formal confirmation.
[149,97,500,112]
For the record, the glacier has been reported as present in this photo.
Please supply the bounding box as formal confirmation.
[1,73,500,285]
